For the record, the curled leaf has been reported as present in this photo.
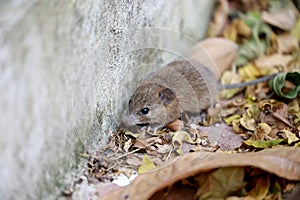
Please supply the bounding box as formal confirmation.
[282,129,299,145]
[240,117,256,131]
[252,123,272,140]
[172,131,194,155]
[269,72,300,99]
[221,71,243,98]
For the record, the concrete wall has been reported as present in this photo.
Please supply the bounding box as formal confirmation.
[0,0,214,199]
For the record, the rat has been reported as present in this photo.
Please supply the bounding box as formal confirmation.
[121,60,278,131]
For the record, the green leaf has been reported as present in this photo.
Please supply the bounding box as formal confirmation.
[235,39,266,66]
[243,12,262,27]
[269,72,300,99]
[243,139,284,148]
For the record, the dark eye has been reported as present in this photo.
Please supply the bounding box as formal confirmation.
[140,107,149,115]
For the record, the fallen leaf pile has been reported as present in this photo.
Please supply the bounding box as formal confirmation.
[68,0,300,199]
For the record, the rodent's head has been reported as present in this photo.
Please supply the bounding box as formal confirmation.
[122,83,180,128]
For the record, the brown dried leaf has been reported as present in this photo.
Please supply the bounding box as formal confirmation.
[277,33,299,54]
[255,53,293,71]
[198,124,243,151]
[262,0,299,31]
[206,0,230,37]
[132,138,147,149]
[166,119,184,131]
[259,100,292,129]
[190,38,238,79]
[252,123,272,140]
[100,147,300,200]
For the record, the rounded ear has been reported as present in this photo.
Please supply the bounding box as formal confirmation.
[159,88,176,106]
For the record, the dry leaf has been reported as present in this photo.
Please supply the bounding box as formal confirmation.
[223,18,252,42]
[166,119,184,131]
[172,131,193,155]
[198,123,243,151]
[206,0,230,37]
[255,53,293,71]
[123,138,133,152]
[132,138,147,149]
[126,155,143,167]
[100,147,300,200]
[282,129,299,144]
[262,0,299,31]
[189,38,238,79]
[224,114,241,125]
[291,18,300,40]
[247,176,270,200]
[240,117,256,131]
[243,139,284,148]
[195,167,246,199]
[221,71,243,98]
[252,123,272,140]
[238,64,261,81]
[138,155,156,174]
[277,33,299,54]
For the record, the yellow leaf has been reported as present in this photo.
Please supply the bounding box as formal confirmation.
[238,64,261,81]
[138,155,156,174]
[224,114,241,125]
[253,123,272,140]
[243,139,284,148]
[221,71,243,98]
[232,119,244,134]
[172,131,193,155]
[288,99,300,114]
[240,117,256,131]
[246,104,260,121]
[291,18,300,40]
[282,129,299,145]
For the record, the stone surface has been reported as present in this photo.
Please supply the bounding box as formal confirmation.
[0,0,214,199]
